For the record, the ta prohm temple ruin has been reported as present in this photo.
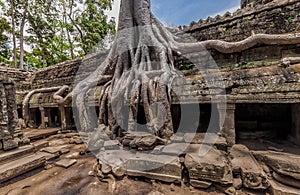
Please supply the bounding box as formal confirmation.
[1,0,300,194]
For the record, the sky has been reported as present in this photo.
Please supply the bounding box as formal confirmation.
[107,0,240,26]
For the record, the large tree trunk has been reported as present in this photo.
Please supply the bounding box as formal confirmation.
[71,0,300,140]
[19,0,29,69]
[73,0,178,139]
[10,0,17,68]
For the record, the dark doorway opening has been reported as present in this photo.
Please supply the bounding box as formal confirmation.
[235,104,292,141]
[172,103,219,134]
[45,107,61,128]
[29,108,41,128]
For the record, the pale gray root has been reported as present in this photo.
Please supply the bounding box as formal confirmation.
[70,0,300,138]
[53,85,70,104]
[176,33,300,54]
[23,86,64,127]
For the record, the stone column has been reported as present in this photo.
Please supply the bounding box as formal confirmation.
[218,103,236,146]
[291,104,300,145]
[39,107,46,129]
[0,81,18,150]
[59,105,67,131]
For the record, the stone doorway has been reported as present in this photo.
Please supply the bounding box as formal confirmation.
[45,107,61,128]
[235,103,292,141]
[172,103,219,134]
[29,108,42,128]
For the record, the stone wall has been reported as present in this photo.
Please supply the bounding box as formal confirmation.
[241,0,274,9]
[0,80,19,151]
[182,0,300,42]
[30,51,107,89]
[0,65,32,91]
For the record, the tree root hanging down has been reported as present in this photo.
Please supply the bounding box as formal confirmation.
[68,0,300,139]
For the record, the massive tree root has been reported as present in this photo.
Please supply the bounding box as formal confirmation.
[71,0,300,140]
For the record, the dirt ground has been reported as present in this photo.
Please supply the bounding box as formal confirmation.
[1,130,282,195]
[0,134,228,195]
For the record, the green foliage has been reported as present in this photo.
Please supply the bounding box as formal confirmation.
[0,17,11,63]
[178,60,194,70]
[75,0,115,54]
[285,16,293,23]
[0,0,115,68]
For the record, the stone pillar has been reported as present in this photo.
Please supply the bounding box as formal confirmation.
[0,80,18,150]
[39,107,46,129]
[218,103,236,146]
[291,104,300,145]
[59,105,67,131]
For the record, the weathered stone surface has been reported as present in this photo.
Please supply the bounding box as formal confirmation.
[126,153,181,178]
[24,128,60,140]
[97,149,136,169]
[161,143,190,156]
[3,140,18,151]
[0,153,46,183]
[33,140,49,151]
[126,170,181,183]
[170,134,184,143]
[129,135,166,151]
[272,172,300,189]
[184,145,233,184]
[233,178,243,190]
[253,150,300,180]
[55,159,77,168]
[269,178,300,195]
[0,145,34,164]
[224,187,236,195]
[151,145,165,154]
[183,133,227,150]
[69,136,84,144]
[230,145,269,190]
[98,149,181,183]
[41,146,68,154]
[39,152,60,161]
[104,140,120,150]
[189,180,212,189]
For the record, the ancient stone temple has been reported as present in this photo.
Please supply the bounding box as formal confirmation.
[0,79,19,151]
[1,0,300,194]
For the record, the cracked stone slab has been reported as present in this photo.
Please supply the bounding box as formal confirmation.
[269,178,300,195]
[161,143,190,156]
[183,133,227,150]
[126,169,181,183]
[189,180,212,189]
[97,149,181,183]
[104,140,120,150]
[55,159,77,168]
[32,140,49,151]
[41,146,69,154]
[0,145,34,164]
[0,153,46,183]
[252,150,300,180]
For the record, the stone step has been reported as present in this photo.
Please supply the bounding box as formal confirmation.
[23,128,60,141]
[32,140,49,151]
[0,153,46,183]
[252,150,300,180]
[0,145,35,165]
[268,178,300,195]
